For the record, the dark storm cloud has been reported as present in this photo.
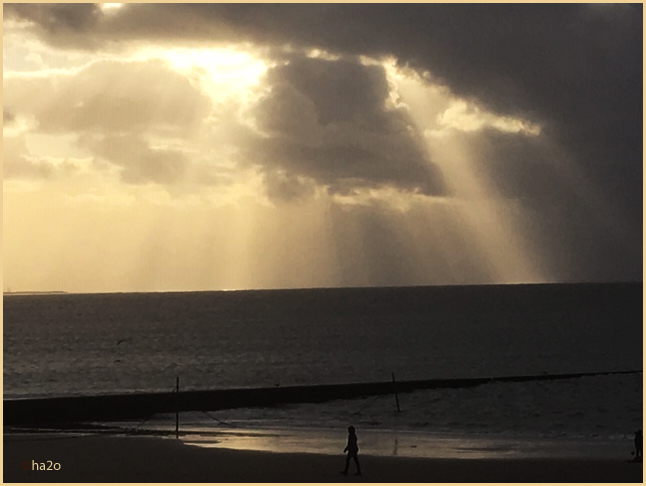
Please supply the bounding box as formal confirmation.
[264,57,391,127]
[4,3,99,30]
[250,57,445,199]
[4,3,102,49]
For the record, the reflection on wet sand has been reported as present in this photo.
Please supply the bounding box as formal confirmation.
[182,427,623,460]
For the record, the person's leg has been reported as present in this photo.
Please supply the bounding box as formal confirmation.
[353,454,361,475]
[342,454,350,474]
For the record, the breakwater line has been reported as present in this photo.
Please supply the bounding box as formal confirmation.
[4,370,641,426]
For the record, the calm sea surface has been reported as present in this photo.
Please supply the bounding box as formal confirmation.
[4,283,642,457]
[4,282,641,399]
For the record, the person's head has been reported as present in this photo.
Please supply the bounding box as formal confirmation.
[348,426,355,434]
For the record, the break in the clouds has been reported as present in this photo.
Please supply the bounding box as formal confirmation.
[3,4,642,291]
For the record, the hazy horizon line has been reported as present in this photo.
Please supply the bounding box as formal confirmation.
[3,280,641,297]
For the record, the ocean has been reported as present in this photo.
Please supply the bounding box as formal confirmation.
[4,282,642,458]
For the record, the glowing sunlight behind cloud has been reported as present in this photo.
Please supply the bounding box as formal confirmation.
[150,47,270,95]
[99,3,123,14]
[436,100,541,136]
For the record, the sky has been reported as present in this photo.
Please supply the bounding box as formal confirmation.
[3,3,643,293]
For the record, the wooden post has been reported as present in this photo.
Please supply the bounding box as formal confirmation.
[392,372,401,413]
[175,376,180,439]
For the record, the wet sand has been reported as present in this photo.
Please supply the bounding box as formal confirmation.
[3,433,642,483]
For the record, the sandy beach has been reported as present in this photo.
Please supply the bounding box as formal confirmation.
[3,433,642,483]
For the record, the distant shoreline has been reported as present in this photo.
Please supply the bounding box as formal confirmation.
[3,291,67,295]
[1,280,641,296]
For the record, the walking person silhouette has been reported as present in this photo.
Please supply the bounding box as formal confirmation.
[634,429,642,462]
[341,426,362,475]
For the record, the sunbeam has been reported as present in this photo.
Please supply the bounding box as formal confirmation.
[388,62,551,283]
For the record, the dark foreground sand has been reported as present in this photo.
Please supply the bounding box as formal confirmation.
[4,433,643,483]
